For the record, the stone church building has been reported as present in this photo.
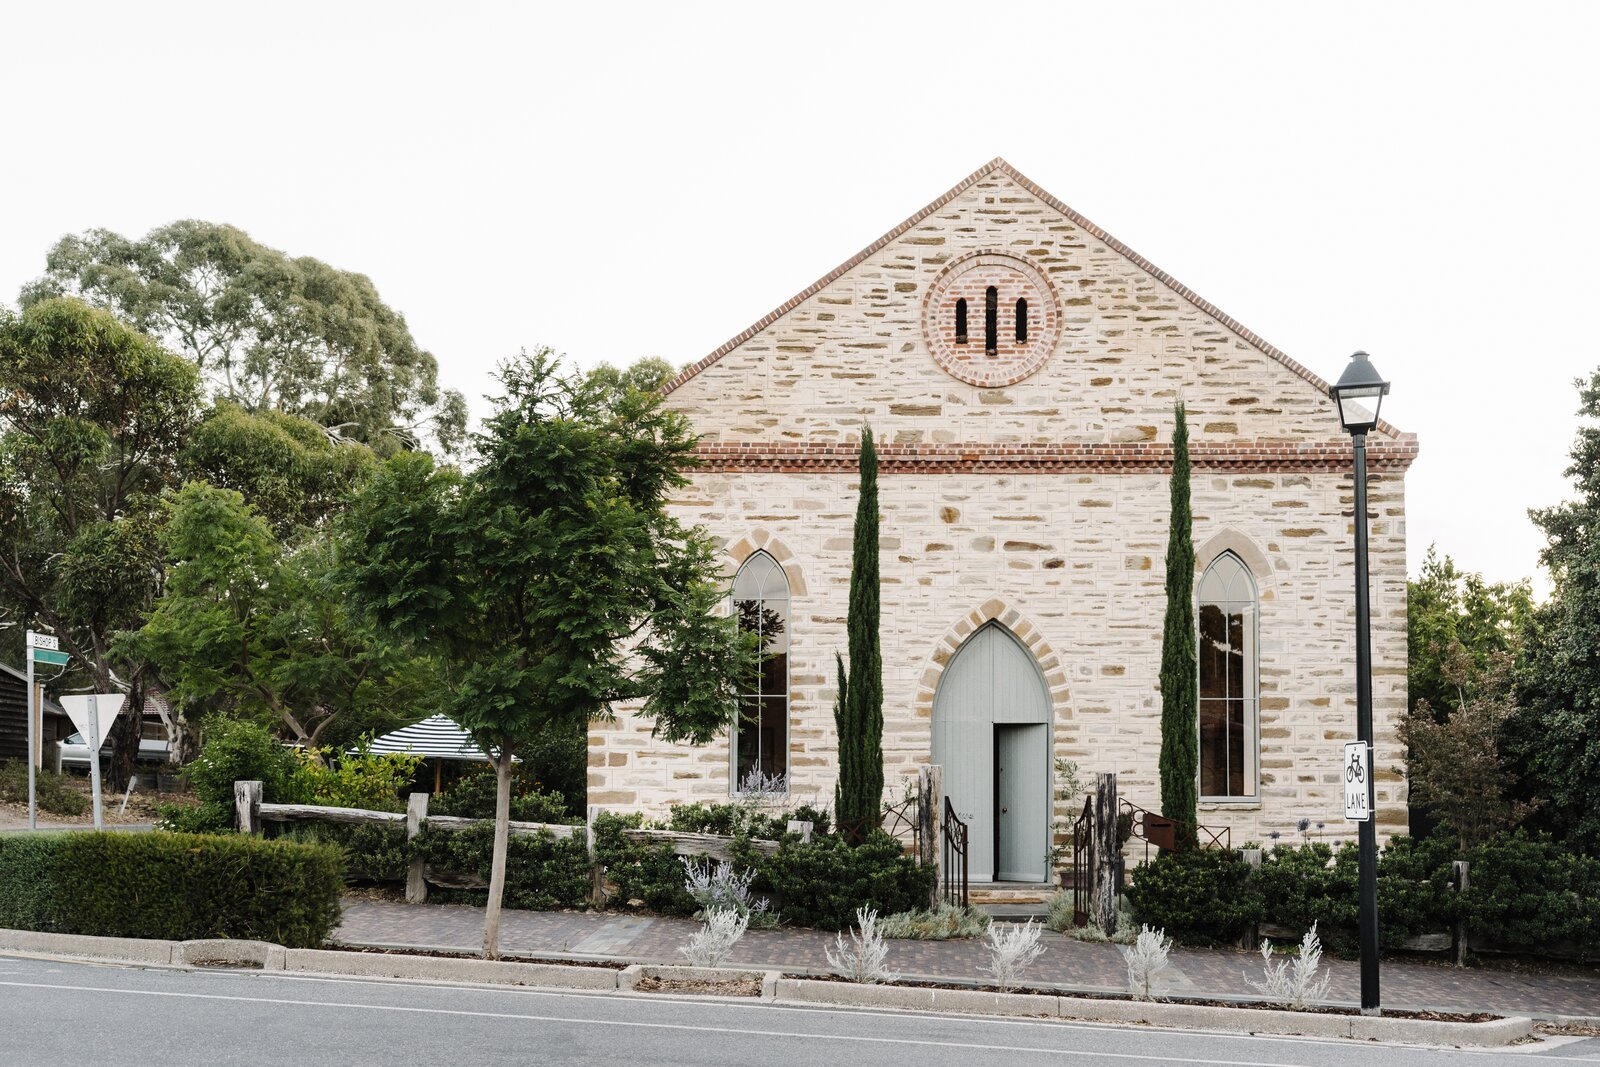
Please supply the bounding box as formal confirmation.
[588,158,1415,882]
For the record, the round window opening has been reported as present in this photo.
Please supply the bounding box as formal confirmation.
[920,252,1061,387]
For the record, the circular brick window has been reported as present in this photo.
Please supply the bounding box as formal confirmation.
[921,252,1061,387]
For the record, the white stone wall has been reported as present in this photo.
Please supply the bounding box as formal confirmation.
[587,165,1411,857]
[589,464,1409,850]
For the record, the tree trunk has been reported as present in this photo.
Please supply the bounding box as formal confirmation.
[106,680,144,794]
[481,748,514,959]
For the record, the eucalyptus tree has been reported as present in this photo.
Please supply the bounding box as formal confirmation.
[24,220,467,454]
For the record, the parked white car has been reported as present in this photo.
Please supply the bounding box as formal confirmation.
[57,732,172,773]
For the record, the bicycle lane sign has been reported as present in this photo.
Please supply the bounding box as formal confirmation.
[1343,740,1371,822]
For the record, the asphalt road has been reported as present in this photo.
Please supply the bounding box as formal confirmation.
[0,955,1596,1067]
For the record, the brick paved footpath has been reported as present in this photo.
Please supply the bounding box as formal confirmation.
[335,900,1599,1017]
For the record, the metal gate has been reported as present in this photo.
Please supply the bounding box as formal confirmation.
[942,796,968,908]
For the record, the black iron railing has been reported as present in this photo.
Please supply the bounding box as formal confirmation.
[880,793,921,856]
[942,796,968,908]
[1069,795,1093,927]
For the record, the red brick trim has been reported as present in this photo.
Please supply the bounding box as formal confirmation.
[663,157,1406,440]
[693,437,1419,474]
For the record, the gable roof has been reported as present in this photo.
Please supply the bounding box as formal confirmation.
[665,157,1405,439]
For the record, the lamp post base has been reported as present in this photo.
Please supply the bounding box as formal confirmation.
[1361,1007,1383,1017]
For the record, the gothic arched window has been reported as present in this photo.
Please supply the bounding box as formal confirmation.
[732,551,790,790]
[1198,552,1258,798]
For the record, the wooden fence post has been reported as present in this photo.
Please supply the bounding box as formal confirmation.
[1091,773,1118,935]
[586,806,605,906]
[925,765,943,907]
[234,780,262,835]
[1452,860,1470,967]
[405,792,429,905]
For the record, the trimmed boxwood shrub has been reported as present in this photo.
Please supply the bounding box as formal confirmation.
[277,822,410,883]
[411,822,592,911]
[1250,837,1456,955]
[432,765,580,825]
[736,830,935,932]
[0,831,342,947]
[593,812,700,915]
[1125,847,1262,945]
[1464,831,1600,958]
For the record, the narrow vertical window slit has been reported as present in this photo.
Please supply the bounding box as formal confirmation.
[984,286,997,355]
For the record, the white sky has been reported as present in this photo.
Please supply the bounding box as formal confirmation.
[2,1,1596,591]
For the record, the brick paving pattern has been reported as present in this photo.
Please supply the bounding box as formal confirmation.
[336,899,1599,1017]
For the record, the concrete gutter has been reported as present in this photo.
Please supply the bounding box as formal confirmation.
[0,929,1533,1047]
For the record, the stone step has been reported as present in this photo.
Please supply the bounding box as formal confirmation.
[966,882,1057,905]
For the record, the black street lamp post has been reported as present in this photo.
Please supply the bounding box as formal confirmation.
[1330,350,1390,1016]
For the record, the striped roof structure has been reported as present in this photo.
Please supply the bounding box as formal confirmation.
[363,715,493,762]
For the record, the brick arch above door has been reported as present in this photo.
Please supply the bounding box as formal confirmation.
[913,598,1070,730]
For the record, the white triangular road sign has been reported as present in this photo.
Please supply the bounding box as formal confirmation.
[59,694,128,750]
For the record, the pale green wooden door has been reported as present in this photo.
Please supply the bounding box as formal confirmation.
[932,623,1051,883]
[997,723,1049,882]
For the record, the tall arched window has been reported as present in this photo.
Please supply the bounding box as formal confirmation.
[1198,552,1258,798]
[1015,298,1028,343]
[955,298,968,344]
[984,286,998,355]
[732,551,790,790]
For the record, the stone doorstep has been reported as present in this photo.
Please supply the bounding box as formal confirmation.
[0,929,1537,1047]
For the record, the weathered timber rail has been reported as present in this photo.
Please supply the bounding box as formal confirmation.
[233,781,782,904]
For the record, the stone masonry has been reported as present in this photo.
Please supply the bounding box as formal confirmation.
[588,159,1414,857]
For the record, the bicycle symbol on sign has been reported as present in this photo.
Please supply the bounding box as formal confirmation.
[1346,747,1366,785]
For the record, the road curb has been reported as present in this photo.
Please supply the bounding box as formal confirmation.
[0,929,1539,1045]
[773,978,1532,1047]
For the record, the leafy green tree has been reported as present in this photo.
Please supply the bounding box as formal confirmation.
[121,483,434,751]
[1158,402,1198,849]
[1400,647,1533,851]
[0,298,199,693]
[339,349,754,956]
[23,221,467,453]
[180,402,376,536]
[1407,545,1533,721]
[1509,369,1600,849]
[585,356,676,395]
[835,426,883,844]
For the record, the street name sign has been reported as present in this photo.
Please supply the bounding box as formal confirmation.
[26,631,58,651]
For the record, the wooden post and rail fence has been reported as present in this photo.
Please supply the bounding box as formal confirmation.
[233,780,802,906]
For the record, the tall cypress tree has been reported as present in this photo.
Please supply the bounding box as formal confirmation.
[832,651,851,825]
[837,425,883,844]
[1159,402,1199,850]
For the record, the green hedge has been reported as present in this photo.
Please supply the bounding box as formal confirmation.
[595,814,932,930]
[276,822,410,883]
[1126,833,1599,959]
[735,830,934,932]
[411,822,592,911]
[1125,847,1262,946]
[0,831,343,947]
[593,812,700,915]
